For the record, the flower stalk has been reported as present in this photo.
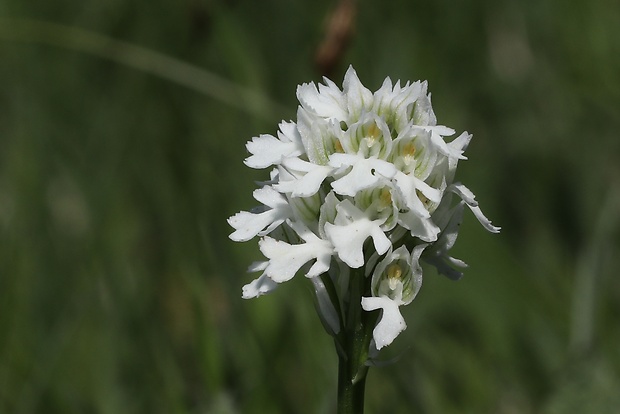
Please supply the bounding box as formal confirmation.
[336,268,378,414]
[227,66,500,412]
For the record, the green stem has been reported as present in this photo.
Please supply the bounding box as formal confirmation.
[337,351,368,414]
[336,268,378,414]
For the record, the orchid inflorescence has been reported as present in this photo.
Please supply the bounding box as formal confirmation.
[228,66,499,351]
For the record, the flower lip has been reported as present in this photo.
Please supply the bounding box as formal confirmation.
[324,199,391,268]
[228,186,292,242]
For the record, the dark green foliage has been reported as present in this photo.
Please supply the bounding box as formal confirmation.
[1,0,619,412]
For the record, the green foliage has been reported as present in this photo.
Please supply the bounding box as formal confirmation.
[1,0,619,413]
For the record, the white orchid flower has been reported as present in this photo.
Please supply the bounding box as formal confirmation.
[228,65,499,354]
[361,245,425,349]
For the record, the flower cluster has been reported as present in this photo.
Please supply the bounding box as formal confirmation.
[228,66,499,350]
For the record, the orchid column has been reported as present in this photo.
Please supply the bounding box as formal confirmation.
[228,66,500,413]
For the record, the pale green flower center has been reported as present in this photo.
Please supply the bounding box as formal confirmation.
[365,122,381,146]
[386,263,403,290]
[334,139,345,153]
[401,142,416,164]
[378,188,392,210]
[391,136,426,176]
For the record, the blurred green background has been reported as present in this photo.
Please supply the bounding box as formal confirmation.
[1,0,619,413]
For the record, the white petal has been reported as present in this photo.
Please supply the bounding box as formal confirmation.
[278,121,300,140]
[324,200,390,268]
[228,209,286,242]
[413,125,455,136]
[424,256,466,281]
[409,125,464,159]
[324,222,365,268]
[297,80,347,120]
[330,159,379,196]
[244,133,303,169]
[448,131,472,155]
[390,81,424,131]
[343,66,374,118]
[446,255,468,268]
[373,225,392,252]
[247,261,268,272]
[372,77,395,114]
[361,296,407,350]
[414,177,442,203]
[468,204,501,233]
[329,154,397,197]
[412,85,437,126]
[228,187,292,241]
[327,153,358,169]
[318,191,340,240]
[307,254,332,277]
[259,236,333,283]
[297,107,333,165]
[253,186,287,209]
[406,244,426,304]
[242,273,278,299]
[275,158,333,197]
[440,202,465,250]
[398,209,440,242]
[393,171,441,218]
[422,203,469,280]
[311,276,341,335]
[285,220,335,277]
[450,183,478,206]
[449,184,501,233]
